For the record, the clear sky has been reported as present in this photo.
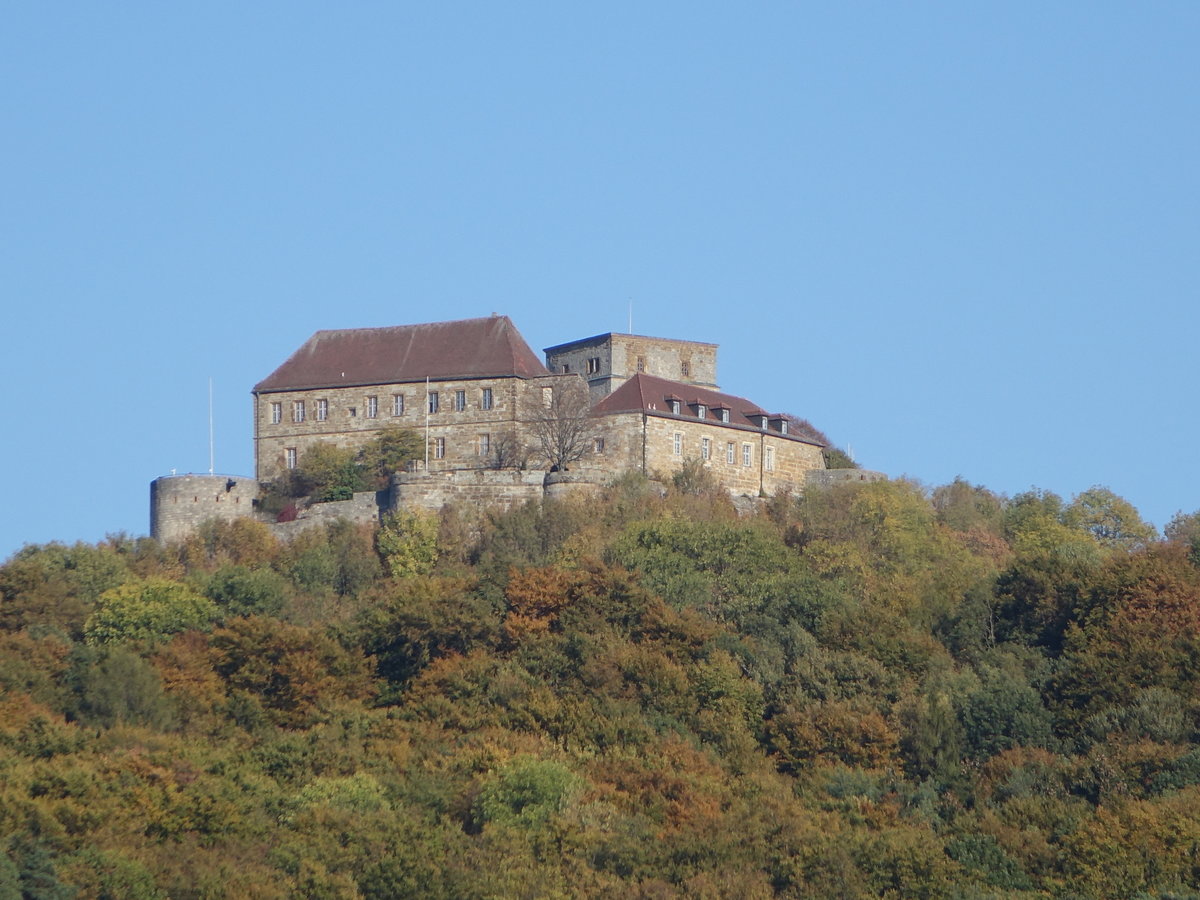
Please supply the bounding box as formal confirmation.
[2,3,1197,560]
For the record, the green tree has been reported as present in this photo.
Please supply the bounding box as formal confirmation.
[84,577,218,647]
[297,443,367,502]
[1064,486,1156,550]
[376,509,439,578]
[473,756,583,829]
[358,426,423,488]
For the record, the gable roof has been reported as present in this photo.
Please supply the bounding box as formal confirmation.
[254,315,550,393]
[593,373,766,424]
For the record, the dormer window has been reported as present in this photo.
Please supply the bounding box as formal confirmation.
[696,404,706,419]
[719,409,730,423]
[669,399,681,415]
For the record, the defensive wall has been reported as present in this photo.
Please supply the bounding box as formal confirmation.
[150,474,262,545]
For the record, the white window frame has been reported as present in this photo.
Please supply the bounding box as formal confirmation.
[673,432,682,456]
[454,390,466,412]
[719,408,729,423]
[726,442,735,465]
[481,388,493,410]
[434,437,445,459]
[696,404,706,419]
[270,402,282,424]
[594,437,605,454]
[701,437,710,460]
[478,433,490,456]
[742,443,752,467]
[316,399,328,421]
[285,448,297,469]
[765,445,775,471]
[393,394,405,416]
[293,400,305,423]
[367,396,378,418]
[428,391,439,414]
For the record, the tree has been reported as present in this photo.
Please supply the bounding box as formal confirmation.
[1064,486,1156,551]
[84,577,219,647]
[376,509,439,578]
[526,378,601,471]
[358,426,423,488]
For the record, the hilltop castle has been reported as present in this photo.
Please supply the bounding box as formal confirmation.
[151,316,850,543]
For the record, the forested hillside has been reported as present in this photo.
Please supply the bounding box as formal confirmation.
[3,474,1200,898]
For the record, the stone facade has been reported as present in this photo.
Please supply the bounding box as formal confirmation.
[545,333,718,403]
[254,373,565,482]
[150,474,261,544]
[596,411,825,496]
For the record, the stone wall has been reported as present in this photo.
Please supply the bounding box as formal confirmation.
[804,468,888,489]
[150,474,260,544]
[389,468,549,514]
[266,490,383,541]
[253,374,578,482]
[545,334,719,402]
[594,411,825,497]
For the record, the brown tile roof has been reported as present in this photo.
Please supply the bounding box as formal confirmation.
[592,374,825,446]
[253,315,550,393]
[593,374,763,423]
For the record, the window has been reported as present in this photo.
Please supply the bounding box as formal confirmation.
[428,391,439,414]
[317,399,328,421]
[673,432,682,456]
[701,437,710,460]
[765,446,775,471]
[292,400,305,423]
[454,390,466,412]
[669,399,681,415]
[562,364,571,373]
[593,437,605,454]
[349,407,357,417]
[696,404,706,419]
[719,408,730,423]
[727,442,736,464]
[478,434,490,456]
[393,394,405,416]
[681,360,690,378]
[586,357,600,374]
[367,396,378,418]
[636,356,646,373]
[542,387,553,408]
[742,444,752,467]
[779,420,788,435]
[270,402,282,424]
[434,437,445,459]
[285,448,297,469]
[481,388,493,410]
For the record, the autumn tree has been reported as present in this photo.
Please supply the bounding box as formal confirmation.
[525,378,601,471]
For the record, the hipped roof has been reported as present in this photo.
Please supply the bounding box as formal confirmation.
[254,316,550,393]
[594,374,823,445]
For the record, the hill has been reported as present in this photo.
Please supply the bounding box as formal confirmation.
[2,475,1199,898]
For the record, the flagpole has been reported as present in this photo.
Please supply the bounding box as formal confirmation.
[425,376,430,469]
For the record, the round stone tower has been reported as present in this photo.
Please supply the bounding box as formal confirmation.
[150,473,260,544]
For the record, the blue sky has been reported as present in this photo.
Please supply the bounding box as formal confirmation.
[2,3,1197,559]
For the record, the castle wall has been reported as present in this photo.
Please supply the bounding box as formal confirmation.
[545,334,719,403]
[150,474,260,544]
[596,412,825,497]
[389,469,548,513]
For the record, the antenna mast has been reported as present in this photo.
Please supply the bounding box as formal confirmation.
[208,377,215,474]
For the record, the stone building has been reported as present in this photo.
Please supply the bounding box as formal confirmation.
[246,314,825,501]
[251,315,563,482]
[250,313,827,499]
[152,314,833,542]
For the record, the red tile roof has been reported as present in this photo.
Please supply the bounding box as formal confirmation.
[592,374,762,422]
[253,316,550,393]
[594,374,824,445]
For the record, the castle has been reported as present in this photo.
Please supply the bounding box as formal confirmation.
[151,315,846,543]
